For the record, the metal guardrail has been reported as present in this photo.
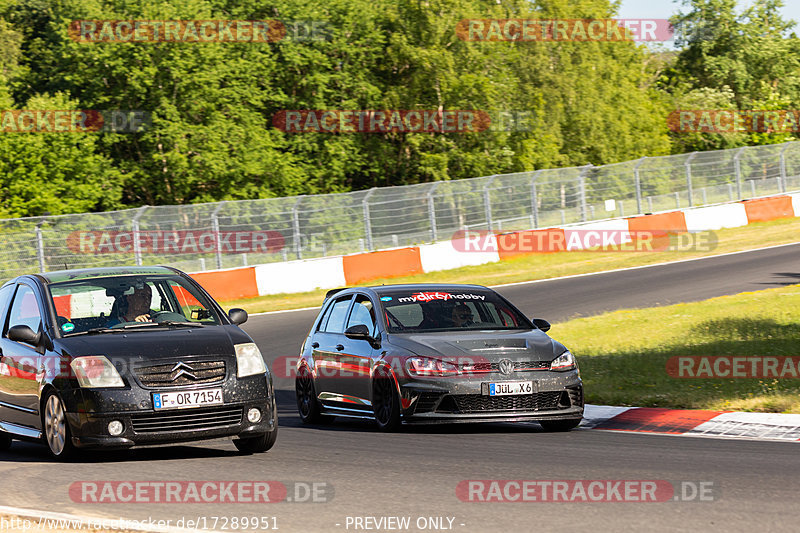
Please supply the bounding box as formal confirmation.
[2,142,800,280]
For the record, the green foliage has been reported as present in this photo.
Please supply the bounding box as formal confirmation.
[0,92,122,217]
[0,0,794,217]
[665,0,800,150]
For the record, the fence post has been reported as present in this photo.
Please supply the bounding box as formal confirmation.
[35,222,45,273]
[685,152,698,207]
[211,202,226,270]
[579,165,592,222]
[292,196,304,259]
[733,147,745,200]
[633,157,647,214]
[531,170,543,229]
[427,182,441,242]
[132,206,149,267]
[363,188,377,251]
[780,143,790,193]
[483,176,497,231]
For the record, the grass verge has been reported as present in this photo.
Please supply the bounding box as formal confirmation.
[220,216,800,313]
[551,284,800,413]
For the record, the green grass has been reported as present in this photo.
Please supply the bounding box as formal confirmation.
[551,285,800,413]
[220,216,800,313]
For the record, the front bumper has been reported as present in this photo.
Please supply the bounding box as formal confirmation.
[60,374,275,449]
[398,370,583,424]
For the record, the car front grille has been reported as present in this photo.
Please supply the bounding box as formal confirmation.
[463,360,551,373]
[130,406,243,434]
[136,360,226,388]
[439,391,563,413]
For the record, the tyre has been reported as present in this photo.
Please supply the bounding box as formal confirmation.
[0,432,11,451]
[539,418,582,432]
[295,366,333,424]
[42,391,77,461]
[372,367,401,431]
[234,426,277,453]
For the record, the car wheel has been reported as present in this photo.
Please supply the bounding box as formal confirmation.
[539,418,582,432]
[234,426,277,453]
[0,432,11,451]
[372,367,401,432]
[295,367,333,424]
[42,391,76,461]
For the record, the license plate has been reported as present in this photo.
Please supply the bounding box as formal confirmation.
[153,388,223,410]
[487,381,533,396]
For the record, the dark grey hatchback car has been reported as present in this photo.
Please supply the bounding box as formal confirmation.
[295,284,583,431]
[0,266,276,460]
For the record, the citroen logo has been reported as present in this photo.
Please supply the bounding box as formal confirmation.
[498,359,514,375]
[170,362,197,381]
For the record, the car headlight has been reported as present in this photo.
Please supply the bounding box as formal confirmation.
[550,350,576,371]
[70,356,125,388]
[406,357,459,377]
[236,343,267,377]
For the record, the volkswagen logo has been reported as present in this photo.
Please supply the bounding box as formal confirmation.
[498,359,514,375]
[170,362,197,381]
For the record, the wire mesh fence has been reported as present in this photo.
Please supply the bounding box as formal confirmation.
[2,142,800,281]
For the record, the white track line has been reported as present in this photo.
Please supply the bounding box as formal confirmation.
[250,241,800,316]
[491,240,800,289]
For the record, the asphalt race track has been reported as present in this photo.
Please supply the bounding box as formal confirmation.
[1,244,799,532]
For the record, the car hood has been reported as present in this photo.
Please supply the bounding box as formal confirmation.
[55,325,252,362]
[388,329,566,362]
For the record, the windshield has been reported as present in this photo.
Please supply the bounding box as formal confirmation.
[378,289,532,333]
[48,274,223,335]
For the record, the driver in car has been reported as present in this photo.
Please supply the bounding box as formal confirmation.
[451,303,474,327]
[108,284,153,326]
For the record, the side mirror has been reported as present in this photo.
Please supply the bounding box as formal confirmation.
[344,324,372,341]
[532,318,551,332]
[228,308,248,325]
[8,325,42,346]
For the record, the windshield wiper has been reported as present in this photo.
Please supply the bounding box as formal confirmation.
[157,321,205,327]
[64,327,119,336]
[65,321,206,335]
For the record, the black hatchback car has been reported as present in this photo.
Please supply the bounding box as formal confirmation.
[0,266,276,459]
[295,284,583,431]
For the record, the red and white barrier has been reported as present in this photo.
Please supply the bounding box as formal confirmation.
[190,193,799,301]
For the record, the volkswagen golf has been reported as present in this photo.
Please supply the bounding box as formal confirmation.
[295,284,583,431]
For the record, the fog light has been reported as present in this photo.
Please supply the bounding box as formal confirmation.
[247,408,261,423]
[108,420,124,436]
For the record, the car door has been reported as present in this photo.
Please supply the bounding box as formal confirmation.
[312,294,353,403]
[336,293,379,408]
[0,283,45,429]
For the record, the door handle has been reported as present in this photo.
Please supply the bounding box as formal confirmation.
[335,344,344,351]
[311,342,319,348]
